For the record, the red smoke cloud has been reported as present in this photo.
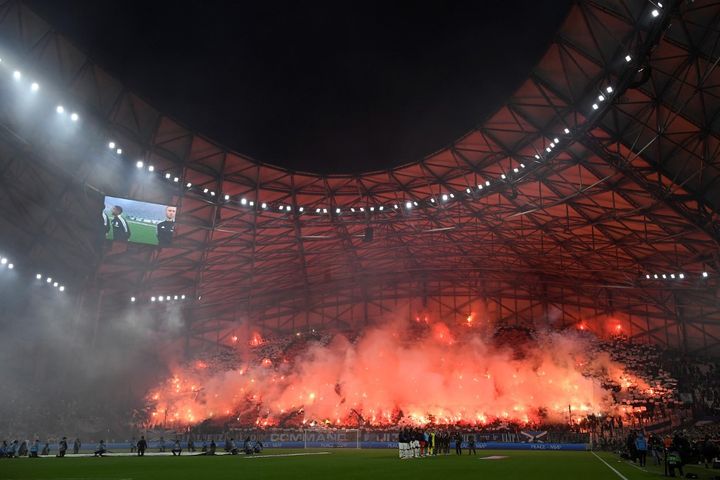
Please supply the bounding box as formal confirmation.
[145,316,653,427]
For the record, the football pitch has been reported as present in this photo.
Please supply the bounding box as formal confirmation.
[2,449,713,480]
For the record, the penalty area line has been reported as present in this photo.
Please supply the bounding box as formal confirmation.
[590,451,629,480]
[242,452,332,459]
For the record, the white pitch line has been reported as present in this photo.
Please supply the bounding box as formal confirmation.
[242,452,332,459]
[590,451,629,480]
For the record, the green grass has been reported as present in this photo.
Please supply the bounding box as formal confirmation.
[106,220,159,245]
[4,449,714,480]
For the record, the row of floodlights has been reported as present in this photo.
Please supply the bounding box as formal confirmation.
[35,273,65,292]
[644,272,708,280]
[0,256,14,269]
[130,294,187,302]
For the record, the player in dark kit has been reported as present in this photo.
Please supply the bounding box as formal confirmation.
[110,206,131,241]
[156,206,176,246]
[137,436,147,456]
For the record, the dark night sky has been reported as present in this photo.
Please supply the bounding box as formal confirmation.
[27,1,572,174]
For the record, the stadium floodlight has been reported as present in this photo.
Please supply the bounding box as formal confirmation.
[606,86,613,93]
[501,174,506,179]
[370,207,375,212]
[7,264,13,269]
[379,206,384,211]
[261,202,267,209]
[116,148,122,154]
[203,188,209,194]
[679,273,685,279]
[549,142,555,148]
[315,208,321,213]
[670,274,676,279]
[165,173,171,179]
[625,54,632,62]
[0,258,6,265]
[466,187,472,194]
[430,198,435,203]
[210,191,215,196]
[70,113,79,121]
[46,277,52,283]
[651,9,659,17]
[158,296,164,302]
[350,207,355,213]
[513,168,519,173]
[136,160,143,168]
[359,207,364,212]
[36,273,42,279]
[336,207,341,214]
[151,296,156,302]
[148,165,155,172]
[662,274,667,279]
[703,271,709,278]
[130,297,136,302]
[173,177,179,182]
[249,201,254,206]
[53,282,58,287]
[405,201,412,209]
[286,205,292,212]
[535,154,540,159]
[56,105,64,114]
[299,206,304,212]
[485,181,490,186]
[59,286,65,292]
[225,194,230,201]
[598,95,605,102]
[450,193,455,198]
[563,128,570,134]
[241,198,247,205]
[393,204,398,209]
[546,147,551,152]
[520,164,525,168]
[646,274,650,279]
[186,182,192,188]
[592,104,599,110]
[108,142,116,149]
[12,70,21,80]
[30,82,39,92]
[279,205,285,211]
[653,274,658,279]
[478,184,483,189]
[174,295,178,300]
[413,201,418,206]
[553,138,559,144]
[181,294,186,299]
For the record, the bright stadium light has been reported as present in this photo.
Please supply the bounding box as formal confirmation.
[181,294,186,299]
[165,173,171,179]
[0,258,6,265]
[405,201,412,209]
[646,274,650,279]
[359,207,365,212]
[466,187,471,194]
[151,296,156,302]
[442,194,448,201]
[413,201,418,206]
[174,295,178,300]
[430,198,435,203]
[535,154,540,159]
[653,274,658,279]
[30,82,39,92]
[379,206,384,211]
[598,95,605,102]
[56,105,64,114]
[241,198,247,205]
[651,9,659,17]
[662,274,667,279]
[670,274,676,279]
[315,208,321,213]
[136,160,143,168]
[249,201,254,206]
[70,113,79,121]
[261,202,267,209]
[186,182,192,188]
[173,177,179,182]
[53,282,58,287]
[553,138,559,144]
[478,184,483,189]
[513,168,519,173]
[679,273,685,279]
[13,70,21,80]
[703,271,709,278]
[549,142,555,148]
[46,277,52,283]
[224,194,230,201]
[148,165,155,172]
[336,207,341,213]
[116,148,122,154]
[563,128,570,134]
[592,103,599,110]
[203,188,209,194]
[131,297,136,302]
[485,181,490,186]
[393,204,398,209]
[158,296,164,302]
[7,263,13,269]
[606,86,613,93]
[370,207,375,212]
[322,208,328,214]
[210,191,215,196]
[36,273,42,279]
[286,205,292,212]
[520,164,525,168]
[501,174,506,179]
[299,207,304,212]
[625,54,632,62]
[546,147,551,152]
[108,142,116,149]
[59,286,65,292]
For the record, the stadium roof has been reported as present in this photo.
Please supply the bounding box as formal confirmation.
[1,0,720,354]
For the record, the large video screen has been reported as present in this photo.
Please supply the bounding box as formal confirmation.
[103,196,177,246]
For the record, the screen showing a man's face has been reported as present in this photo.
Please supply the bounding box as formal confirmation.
[165,206,177,221]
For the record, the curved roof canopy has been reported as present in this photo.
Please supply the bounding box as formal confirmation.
[1,0,719,354]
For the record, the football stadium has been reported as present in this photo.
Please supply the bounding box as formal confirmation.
[1,0,720,478]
